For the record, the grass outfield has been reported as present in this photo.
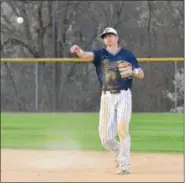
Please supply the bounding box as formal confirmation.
[1,113,184,153]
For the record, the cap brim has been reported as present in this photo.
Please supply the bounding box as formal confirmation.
[100,32,117,39]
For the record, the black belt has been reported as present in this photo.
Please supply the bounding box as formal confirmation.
[102,88,128,94]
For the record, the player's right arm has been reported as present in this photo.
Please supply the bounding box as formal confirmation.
[70,45,94,61]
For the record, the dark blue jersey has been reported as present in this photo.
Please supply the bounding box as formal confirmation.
[92,48,141,90]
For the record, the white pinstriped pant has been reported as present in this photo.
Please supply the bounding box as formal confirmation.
[99,89,132,167]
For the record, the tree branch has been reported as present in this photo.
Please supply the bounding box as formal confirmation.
[114,1,125,28]
[1,38,38,57]
[147,0,152,57]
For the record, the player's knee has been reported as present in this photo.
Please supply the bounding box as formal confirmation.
[118,121,129,143]
[101,138,115,148]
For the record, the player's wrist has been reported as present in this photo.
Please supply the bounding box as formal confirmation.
[76,48,84,57]
[132,68,139,77]
[76,48,82,54]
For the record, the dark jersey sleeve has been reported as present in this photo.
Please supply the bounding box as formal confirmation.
[92,49,102,66]
[128,51,141,69]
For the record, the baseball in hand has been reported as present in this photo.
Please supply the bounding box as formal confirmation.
[16,17,24,24]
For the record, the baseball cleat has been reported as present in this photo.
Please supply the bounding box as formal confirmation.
[116,169,129,175]
[116,164,130,175]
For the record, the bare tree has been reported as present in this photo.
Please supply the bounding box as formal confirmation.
[1,1,184,112]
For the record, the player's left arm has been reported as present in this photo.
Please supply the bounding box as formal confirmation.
[130,52,144,79]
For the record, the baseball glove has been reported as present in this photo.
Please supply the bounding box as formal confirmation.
[117,61,133,79]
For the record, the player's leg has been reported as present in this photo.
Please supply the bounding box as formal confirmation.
[99,92,120,157]
[116,89,132,173]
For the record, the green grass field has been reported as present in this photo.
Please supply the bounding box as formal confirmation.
[1,113,184,153]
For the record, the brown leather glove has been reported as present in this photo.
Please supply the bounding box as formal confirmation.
[117,61,133,79]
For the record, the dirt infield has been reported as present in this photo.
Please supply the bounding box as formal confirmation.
[1,149,184,182]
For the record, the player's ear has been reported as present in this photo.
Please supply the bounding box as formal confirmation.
[117,37,120,45]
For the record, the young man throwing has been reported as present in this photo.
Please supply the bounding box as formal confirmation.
[70,27,144,174]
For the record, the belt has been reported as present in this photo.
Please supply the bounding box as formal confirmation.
[102,88,128,94]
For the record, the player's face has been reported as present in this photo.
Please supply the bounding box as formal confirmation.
[103,33,119,46]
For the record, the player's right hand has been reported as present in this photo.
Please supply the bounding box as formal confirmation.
[70,45,81,54]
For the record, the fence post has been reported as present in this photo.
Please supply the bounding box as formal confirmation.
[35,63,39,112]
[52,0,58,112]
[174,61,177,112]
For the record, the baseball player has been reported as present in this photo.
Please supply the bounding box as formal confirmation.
[70,27,144,174]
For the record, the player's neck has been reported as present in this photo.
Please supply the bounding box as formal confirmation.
[106,45,120,54]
